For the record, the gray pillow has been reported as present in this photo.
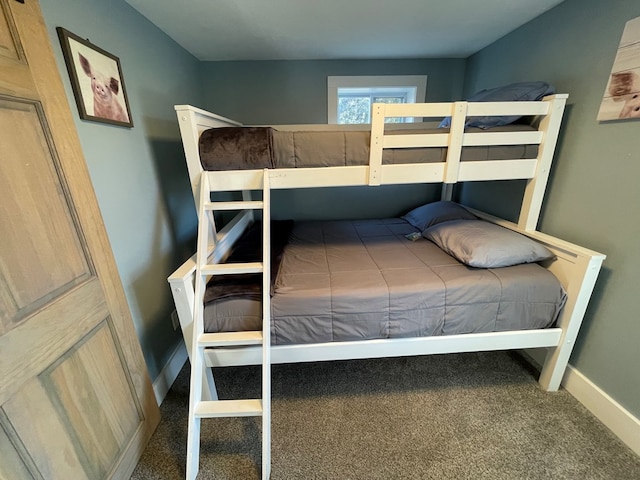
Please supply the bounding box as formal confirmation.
[438,81,556,129]
[423,219,554,268]
[401,201,477,232]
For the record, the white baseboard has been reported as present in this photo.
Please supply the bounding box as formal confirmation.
[562,364,640,457]
[152,341,188,406]
[520,349,640,457]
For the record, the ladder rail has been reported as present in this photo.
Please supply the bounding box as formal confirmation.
[186,172,212,480]
[262,170,272,480]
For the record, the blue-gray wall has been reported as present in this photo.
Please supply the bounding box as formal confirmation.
[40,0,203,381]
[201,59,465,124]
[201,59,467,220]
[461,0,640,418]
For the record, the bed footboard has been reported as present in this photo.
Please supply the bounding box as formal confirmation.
[517,230,605,390]
[470,211,605,390]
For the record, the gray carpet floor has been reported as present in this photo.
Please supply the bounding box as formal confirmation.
[131,351,640,479]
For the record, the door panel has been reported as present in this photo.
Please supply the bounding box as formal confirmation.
[0,1,159,478]
[0,421,35,480]
[0,277,107,406]
[0,0,20,63]
[4,321,143,479]
[3,378,88,479]
[0,98,91,330]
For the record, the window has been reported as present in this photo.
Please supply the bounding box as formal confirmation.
[328,75,427,124]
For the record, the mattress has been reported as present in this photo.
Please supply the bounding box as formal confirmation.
[198,125,539,171]
[204,219,566,345]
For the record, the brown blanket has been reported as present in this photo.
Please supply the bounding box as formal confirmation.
[199,127,275,170]
[203,220,293,304]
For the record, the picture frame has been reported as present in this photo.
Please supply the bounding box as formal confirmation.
[597,16,640,122]
[56,27,133,127]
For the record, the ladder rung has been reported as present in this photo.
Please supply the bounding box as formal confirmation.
[198,331,263,347]
[200,262,263,275]
[204,201,264,211]
[195,399,263,418]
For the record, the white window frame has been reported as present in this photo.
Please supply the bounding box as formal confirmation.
[327,75,427,124]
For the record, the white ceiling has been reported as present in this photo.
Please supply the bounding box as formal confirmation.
[125,0,565,61]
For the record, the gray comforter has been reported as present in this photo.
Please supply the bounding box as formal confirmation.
[198,125,539,170]
[204,219,566,345]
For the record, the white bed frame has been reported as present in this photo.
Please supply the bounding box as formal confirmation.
[169,96,605,477]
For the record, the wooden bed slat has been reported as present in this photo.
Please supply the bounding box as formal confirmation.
[383,133,449,148]
[204,200,264,211]
[467,100,550,116]
[379,163,446,184]
[457,159,537,181]
[198,331,263,347]
[204,328,564,367]
[463,130,543,146]
[195,399,262,418]
[381,102,454,118]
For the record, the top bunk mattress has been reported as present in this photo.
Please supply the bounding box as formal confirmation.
[198,125,539,171]
[204,218,566,345]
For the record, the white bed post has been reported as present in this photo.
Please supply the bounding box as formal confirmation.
[538,252,604,391]
[176,105,244,245]
[443,102,467,183]
[518,94,568,230]
[441,183,454,201]
[169,256,218,402]
[369,104,385,186]
[440,101,467,201]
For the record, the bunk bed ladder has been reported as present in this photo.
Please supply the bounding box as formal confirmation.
[186,169,272,480]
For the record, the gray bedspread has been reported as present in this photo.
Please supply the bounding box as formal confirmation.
[204,219,566,345]
[198,125,539,171]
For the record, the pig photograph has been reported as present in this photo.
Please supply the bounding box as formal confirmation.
[57,27,133,127]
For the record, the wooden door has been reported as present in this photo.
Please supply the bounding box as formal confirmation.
[0,1,160,478]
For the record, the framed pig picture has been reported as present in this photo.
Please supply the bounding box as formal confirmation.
[57,27,133,127]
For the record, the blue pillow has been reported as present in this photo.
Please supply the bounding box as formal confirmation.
[423,219,554,268]
[401,201,477,232]
[439,81,556,129]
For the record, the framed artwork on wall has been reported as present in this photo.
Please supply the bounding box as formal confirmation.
[57,27,133,127]
[597,16,640,121]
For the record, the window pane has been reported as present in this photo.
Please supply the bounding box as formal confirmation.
[338,96,371,124]
[372,96,406,123]
[329,76,426,124]
[372,96,405,104]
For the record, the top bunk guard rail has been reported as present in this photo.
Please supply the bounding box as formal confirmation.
[175,94,567,231]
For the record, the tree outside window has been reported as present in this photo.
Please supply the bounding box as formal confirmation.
[328,76,427,125]
[338,94,406,124]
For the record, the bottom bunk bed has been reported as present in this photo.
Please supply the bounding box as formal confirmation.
[170,201,604,394]
[205,215,565,344]
[169,199,604,480]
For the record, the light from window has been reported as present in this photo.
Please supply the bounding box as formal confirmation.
[328,76,427,124]
[338,89,412,124]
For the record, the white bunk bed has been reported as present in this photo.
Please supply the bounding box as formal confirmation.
[168,95,605,479]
